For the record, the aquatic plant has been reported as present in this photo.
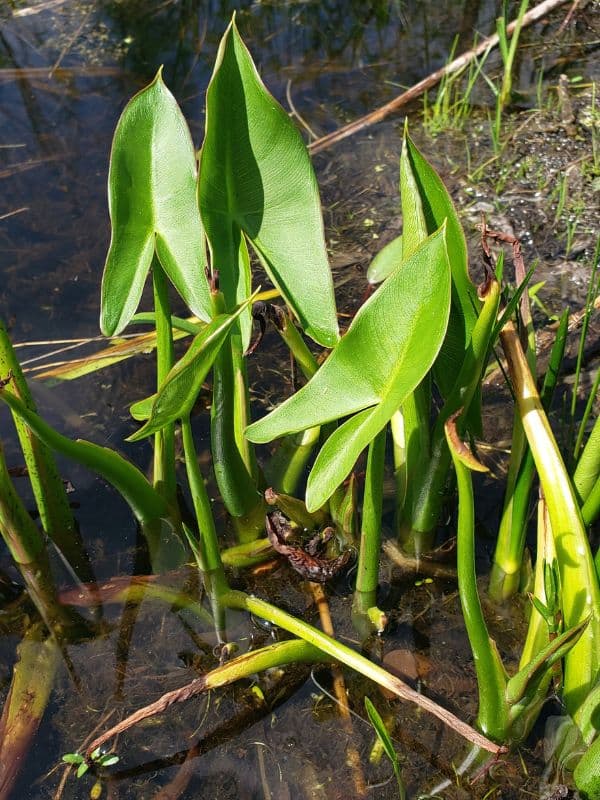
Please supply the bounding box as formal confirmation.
[1,12,599,799]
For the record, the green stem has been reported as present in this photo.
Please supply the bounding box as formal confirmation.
[0,319,77,548]
[582,474,600,528]
[354,427,386,619]
[0,440,46,564]
[574,414,600,506]
[398,379,432,555]
[489,425,531,601]
[0,389,170,526]
[221,590,502,754]
[264,426,320,496]
[151,259,177,509]
[273,311,319,380]
[490,309,567,601]
[401,278,500,551]
[211,291,263,537]
[391,410,407,516]
[0,443,85,638]
[519,499,553,669]
[181,415,229,636]
[221,537,274,568]
[181,417,224,578]
[500,319,600,717]
[446,419,509,741]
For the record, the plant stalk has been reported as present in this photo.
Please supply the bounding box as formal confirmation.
[353,427,386,623]
[221,590,503,753]
[0,319,78,554]
[446,417,510,740]
[500,319,600,717]
[151,259,177,510]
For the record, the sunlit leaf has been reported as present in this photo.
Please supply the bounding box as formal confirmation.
[367,235,403,285]
[199,17,338,348]
[247,227,451,509]
[402,133,480,397]
[364,696,406,800]
[128,294,256,441]
[101,68,210,336]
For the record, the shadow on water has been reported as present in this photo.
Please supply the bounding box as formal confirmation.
[0,1,599,798]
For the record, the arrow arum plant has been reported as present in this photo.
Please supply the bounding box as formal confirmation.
[1,14,599,797]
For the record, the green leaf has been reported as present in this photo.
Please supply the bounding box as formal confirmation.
[506,617,590,706]
[402,132,480,397]
[128,293,256,441]
[62,754,84,765]
[364,697,406,800]
[247,227,451,509]
[364,696,398,769]
[367,235,403,284]
[76,762,89,779]
[199,17,338,348]
[130,394,154,422]
[97,755,119,767]
[101,68,210,336]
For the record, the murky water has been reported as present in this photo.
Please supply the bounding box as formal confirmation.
[0,1,598,798]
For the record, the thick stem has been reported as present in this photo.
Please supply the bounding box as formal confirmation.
[0,443,87,638]
[211,291,263,536]
[0,440,46,565]
[401,278,500,553]
[574,414,600,506]
[0,389,171,527]
[0,319,77,551]
[491,309,567,602]
[354,427,386,621]
[151,259,177,509]
[272,311,319,380]
[500,319,600,717]
[446,418,510,741]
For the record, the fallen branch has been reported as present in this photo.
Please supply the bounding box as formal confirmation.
[309,0,570,154]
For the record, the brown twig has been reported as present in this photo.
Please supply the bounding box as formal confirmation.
[12,0,68,17]
[557,0,584,33]
[48,8,93,79]
[309,582,368,799]
[308,0,570,154]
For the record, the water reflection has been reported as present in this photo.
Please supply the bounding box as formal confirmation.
[0,0,502,339]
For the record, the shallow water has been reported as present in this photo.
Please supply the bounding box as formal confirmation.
[0,1,598,798]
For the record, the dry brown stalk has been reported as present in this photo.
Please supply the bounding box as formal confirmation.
[310,582,368,799]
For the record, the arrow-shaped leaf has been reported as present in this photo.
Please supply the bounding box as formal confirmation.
[247,227,451,508]
[101,68,210,336]
[199,17,338,348]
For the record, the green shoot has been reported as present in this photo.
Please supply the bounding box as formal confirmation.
[364,696,406,799]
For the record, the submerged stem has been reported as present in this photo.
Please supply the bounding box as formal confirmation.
[222,590,503,753]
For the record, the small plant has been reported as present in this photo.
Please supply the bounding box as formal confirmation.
[365,696,406,799]
[62,748,119,779]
